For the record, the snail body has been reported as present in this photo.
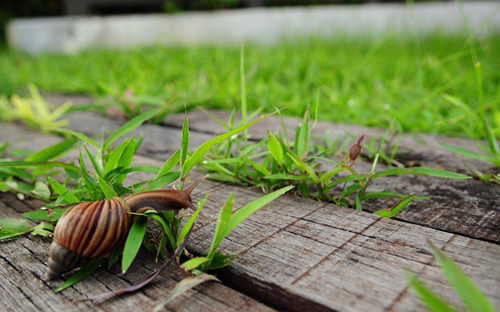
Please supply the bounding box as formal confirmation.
[47,176,206,280]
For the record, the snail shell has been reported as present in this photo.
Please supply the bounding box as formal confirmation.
[46,175,206,280]
[47,197,132,280]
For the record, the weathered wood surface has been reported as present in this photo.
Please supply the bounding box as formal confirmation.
[57,102,500,244]
[0,192,276,312]
[1,95,499,311]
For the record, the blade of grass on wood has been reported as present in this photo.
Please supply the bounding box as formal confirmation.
[221,186,293,239]
[428,242,497,312]
[25,138,78,162]
[103,105,166,150]
[54,258,102,293]
[182,111,277,177]
[122,216,147,273]
[406,271,460,312]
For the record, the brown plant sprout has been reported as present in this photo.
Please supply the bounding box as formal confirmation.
[348,135,364,166]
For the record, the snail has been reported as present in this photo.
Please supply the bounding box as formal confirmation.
[47,175,206,280]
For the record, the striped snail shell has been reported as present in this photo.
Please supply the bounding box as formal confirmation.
[46,175,206,280]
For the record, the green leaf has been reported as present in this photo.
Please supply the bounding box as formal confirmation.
[204,251,236,270]
[443,144,495,162]
[222,186,293,241]
[143,171,180,192]
[153,274,220,312]
[406,272,460,312]
[146,212,177,252]
[319,165,348,184]
[31,222,55,237]
[104,137,132,175]
[97,177,118,199]
[373,194,418,218]
[50,128,99,148]
[287,152,319,183]
[429,242,497,312]
[153,150,180,181]
[25,138,78,162]
[181,257,210,271]
[22,207,71,222]
[79,151,99,192]
[54,258,102,293]
[482,117,500,158]
[263,173,307,181]
[180,114,190,179]
[48,176,80,203]
[182,111,276,178]
[361,191,428,201]
[104,105,166,150]
[177,200,204,247]
[0,218,32,240]
[372,167,470,180]
[295,106,310,159]
[83,144,103,178]
[122,216,147,273]
[208,192,235,257]
[268,131,284,166]
[30,181,51,198]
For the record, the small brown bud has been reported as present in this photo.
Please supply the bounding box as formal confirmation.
[349,135,364,163]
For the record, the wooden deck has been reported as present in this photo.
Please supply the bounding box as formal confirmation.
[1,94,499,311]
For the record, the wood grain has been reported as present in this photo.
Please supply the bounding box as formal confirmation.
[1,97,499,311]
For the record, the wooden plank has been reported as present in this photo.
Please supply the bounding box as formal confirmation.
[1,119,499,311]
[162,109,497,174]
[57,108,500,244]
[183,184,500,312]
[0,193,276,312]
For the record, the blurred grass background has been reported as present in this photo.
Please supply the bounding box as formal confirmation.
[1,31,499,139]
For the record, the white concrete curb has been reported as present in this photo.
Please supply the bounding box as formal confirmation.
[7,1,500,54]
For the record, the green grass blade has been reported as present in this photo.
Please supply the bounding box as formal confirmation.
[47,176,79,203]
[361,191,428,201]
[209,192,235,257]
[104,105,166,150]
[143,171,180,192]
[146,213,177,252]
[177,202,203,247]
[406,272,460,312]
[482,117,500,157]
[268,131,284,166]
[222,186,293,240]
[78,151,99,192]
[180,114,190,181]
[122,216,147,273]
[154,149,180,181]
[373,194,417,218]
[97,177,118,199]
[372,167,470,179]
[240,45,248,143]
[54,258,102,293]
[0,218,32,240]
[443,144,494,161]
[287,152,319,183]
[182,112,276,177]
[104,137,131,174]
[295,107,310,160]
[49,128,99,148]
[153,274,219,312]
[319,165,348,184]
[83,144,103,178]
[25,138,77,162]
[429,242,497,312]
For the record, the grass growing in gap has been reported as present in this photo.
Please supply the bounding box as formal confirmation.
[0,102,291,299]
[202,50,470,217]
[407,242,497,312]
[1,32,499,139]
